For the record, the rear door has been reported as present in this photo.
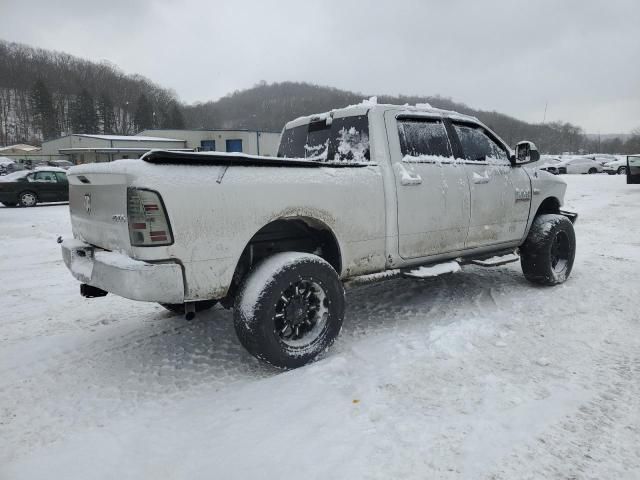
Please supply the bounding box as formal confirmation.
[54,172,69,201]
[448,121,531,248]
[32,171,60,201]
[385,112,471,259]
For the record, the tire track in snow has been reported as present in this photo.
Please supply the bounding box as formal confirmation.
[488,350,640,480]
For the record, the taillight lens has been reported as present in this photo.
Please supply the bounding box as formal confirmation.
[127,188,173,246]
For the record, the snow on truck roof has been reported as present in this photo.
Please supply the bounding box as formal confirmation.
[284,98,479,129]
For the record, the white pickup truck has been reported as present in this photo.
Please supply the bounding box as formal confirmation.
[61,102,577,368]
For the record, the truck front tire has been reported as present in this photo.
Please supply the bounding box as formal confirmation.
[520,214,576,285]
[234,252,345,369]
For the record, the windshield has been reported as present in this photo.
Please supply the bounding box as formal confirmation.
[277,114,370,162]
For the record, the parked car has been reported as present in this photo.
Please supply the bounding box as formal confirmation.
[46,159,74,170]
[60,103,577,369]
[0,156,16,175]
[537,156,563,174]
[554,156,603,174]
[583,154,618,166]
[603,157,629,175]
[0,167,68,207]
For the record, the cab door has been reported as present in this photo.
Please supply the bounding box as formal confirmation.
[448,121,531,248]
[385,112,471,259]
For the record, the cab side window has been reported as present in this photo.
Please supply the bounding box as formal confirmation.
[453,124,509,162]
[398,119,452,159]
[34,171,58,182]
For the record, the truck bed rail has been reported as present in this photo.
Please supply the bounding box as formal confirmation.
[142,150,371,168]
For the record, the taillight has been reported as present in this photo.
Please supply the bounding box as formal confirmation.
[127,188,173,246]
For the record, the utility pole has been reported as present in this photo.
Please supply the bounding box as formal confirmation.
[542,101,548,124]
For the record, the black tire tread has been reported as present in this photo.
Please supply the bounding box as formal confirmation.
[521,214,576,286]
[233,252,344,369]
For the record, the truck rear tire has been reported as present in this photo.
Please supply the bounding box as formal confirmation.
[234,252,345,369]
[520,214,576,286]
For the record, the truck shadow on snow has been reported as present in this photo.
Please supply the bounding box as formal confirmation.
[5,265,555,455]
[84,265,532,393]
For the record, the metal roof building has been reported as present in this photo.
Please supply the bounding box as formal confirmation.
[39,134,188,164]
[137,129,281,157]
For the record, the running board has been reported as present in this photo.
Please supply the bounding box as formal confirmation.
[470,253,519,267]
[402,261,461,279]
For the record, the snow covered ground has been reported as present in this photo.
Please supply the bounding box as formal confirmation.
[1,175,639,479]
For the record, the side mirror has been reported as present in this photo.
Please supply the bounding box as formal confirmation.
[514,141,540,165]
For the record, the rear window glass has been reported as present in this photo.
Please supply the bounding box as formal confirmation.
[398,119,452,158]
[278,115,370,162]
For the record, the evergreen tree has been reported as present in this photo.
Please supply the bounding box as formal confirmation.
[162,102,185,129]
[30,79,58,140]
[134,94,154,131]
[71,89,98,133]
[97,92,115,134]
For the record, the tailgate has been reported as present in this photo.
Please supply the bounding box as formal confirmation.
[67,172,131,252]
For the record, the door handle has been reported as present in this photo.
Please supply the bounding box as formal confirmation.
[401,172,423,186]
[396,162,423,186]
[473,171,490,184]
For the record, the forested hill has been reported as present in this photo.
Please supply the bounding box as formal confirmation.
[0,40,184,146]
[2,40,637,154]
[184,81,589,153]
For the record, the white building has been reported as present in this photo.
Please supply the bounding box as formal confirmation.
[39,134,188,164]
[39,129,282,165]
[137,129,281,156]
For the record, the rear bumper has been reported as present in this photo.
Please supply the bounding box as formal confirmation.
[61,238,184,303]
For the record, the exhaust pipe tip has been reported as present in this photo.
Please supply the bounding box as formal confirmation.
[184,302,196,321]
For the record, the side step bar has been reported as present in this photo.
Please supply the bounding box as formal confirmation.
[470,253,520,267]
[344,250,522,287]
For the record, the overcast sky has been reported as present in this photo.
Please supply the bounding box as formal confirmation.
[2,0,639,133]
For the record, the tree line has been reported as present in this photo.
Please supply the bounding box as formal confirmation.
[0,40,184,145]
